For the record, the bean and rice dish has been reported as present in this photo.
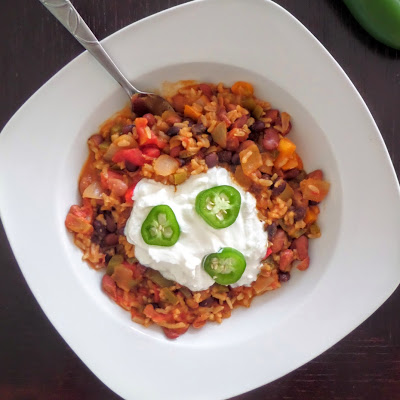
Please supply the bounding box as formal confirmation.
[65,81,330,339]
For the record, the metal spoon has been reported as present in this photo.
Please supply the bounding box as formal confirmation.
[39,0,173,116]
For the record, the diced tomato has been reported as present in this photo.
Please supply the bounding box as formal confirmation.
[300,178,330,202]
[124,182,138,205]
[69,198,93,221]
[226,134,240,151]
[143,304,172,324]
[169,145,183,158]
[162,326,189,339]
[263,248,272,260]
[142,145,161,159]
[65,213,93,234]
[112,148,145,167]
[102,274,117,300]
[136,117,166,149]
[123,262,146,280]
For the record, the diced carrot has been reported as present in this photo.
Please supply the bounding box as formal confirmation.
[304,206,320,225]
[184,104,202,121]
[231,81,254,96]
[277,137,296,155]
[281,153,299,171]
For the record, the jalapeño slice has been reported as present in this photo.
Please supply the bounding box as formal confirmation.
[141,205,180,246]
[195,185,241,229]
[203,247,246,285]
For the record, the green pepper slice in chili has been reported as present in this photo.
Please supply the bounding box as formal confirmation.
[141,205,180,246]
[203,247,246,285]
[195,185,241,229]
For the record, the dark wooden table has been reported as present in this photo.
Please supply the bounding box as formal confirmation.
[1,1,399,399]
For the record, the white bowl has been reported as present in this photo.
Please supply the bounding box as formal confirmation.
[0,0,399,399]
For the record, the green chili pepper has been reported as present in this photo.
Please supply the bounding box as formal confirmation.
[343,0,400,50]
[106,254,124,275]
[141,205,180,246]
[195,185,241,229]
[203,247,246,285]
[145,268,175,287]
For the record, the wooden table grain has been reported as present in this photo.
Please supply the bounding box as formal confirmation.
[1,1,399,399]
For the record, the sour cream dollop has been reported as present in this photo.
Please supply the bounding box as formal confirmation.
[125,167,268,291]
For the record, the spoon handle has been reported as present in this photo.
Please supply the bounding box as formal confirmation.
[39,0,138,97]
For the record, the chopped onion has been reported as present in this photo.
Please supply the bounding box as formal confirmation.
[104,143,119,161]
[154,155,179,176]
[82,181,103,199]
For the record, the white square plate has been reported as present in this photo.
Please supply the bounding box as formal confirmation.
[1,0,399,399]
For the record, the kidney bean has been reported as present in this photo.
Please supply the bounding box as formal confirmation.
[293,188,308,208]
[169,145,183,158]
[166,126,181,137]
[293,206,307,222]
[218,150,232,163]
[272,180,286,197]
[143,113,156,127]
[308,169,323,180]
[183,117,195,127]
[251,120,265,133]
[192,123,206,135]
[262,128,280,150]
[199,297,214,307]
[265,109,279,123]
[205,152,218,168]
[284,168,300,180]
[292,236,309,260]
[116,227,125,236]
[232,115,248,129]
[297,256,310,271]
[125,161,139,172]
[278,271,291,282]
[231,153,240,165]
[103,233,119,247]
[279,249,294,271]
[108,178,128,197]
[90,134,103,146]
[271,229,287,254]
[122,124,135,135]
[217,106,231,126]
[266,222,277,238]
[105,213,117,233]
[199,83,213,99]
[131,94,150,116]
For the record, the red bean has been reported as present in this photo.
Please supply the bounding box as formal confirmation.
[271,229,287,254]
[143,113,156,127]
[108,178,128,197]
[105,213,117,233]
[293,188,308,208]
[125,161,139,172]
[284,168,300,180]
[122,124,135,135]
[308,169,323,180]
[272,180,286,197]
[292,236,309,260]
[265,109,279,124]
[232,115,248,129]
[293,206,306,222]
[89,134,103,146]
[205,152,218,168]
[297,256,310,271]
[262,128,280,150]
[279,249,294,271]
[169,145,183,158]
[131,95,150,116]
[199,84,213,99]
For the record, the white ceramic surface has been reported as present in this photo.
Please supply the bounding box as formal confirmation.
[0,0,399,399]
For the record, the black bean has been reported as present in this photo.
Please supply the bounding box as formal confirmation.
[261,173,271,181]
[166,126,181,137]
[231,153,241,165]
[294,206,307,222]
[251,120,265,132]
[309,200,320,206]
[125,160,139,172]
[103,233,119,247]
[284,168,300,180]
[192,123,206,135]
[178,158,186,167]
[218,150,232,163]
[199,297,214,307]
[105,254,112,264]
[122,124,135,135]
[93,220,107,236]
[278,271,291,282]
[183,117,195,127]
[105,214,117,233]
[205,152,218,168]
[266,222,277,238]
[272,180,286,197]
